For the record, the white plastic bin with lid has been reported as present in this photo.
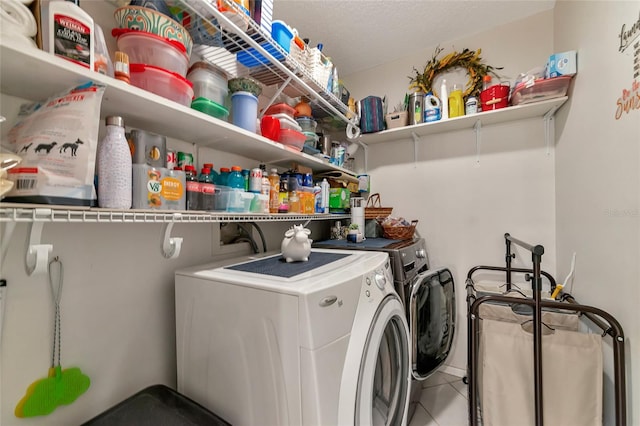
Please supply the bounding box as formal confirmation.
[187,61,229,107]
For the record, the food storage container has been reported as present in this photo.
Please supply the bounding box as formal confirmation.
[231,91,258,132]
[113,29,189,77]
[295,116,317,133]
[278,129,305,151]
[510,75,572,106]
[191,98,229,121]
[268,113,301,131]
[263,102,296,119]
[129,63,194,107]
[187,61,229,106]
[113,5,193,56]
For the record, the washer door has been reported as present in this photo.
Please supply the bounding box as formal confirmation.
[356,295,411,426]
[409,267,456,380]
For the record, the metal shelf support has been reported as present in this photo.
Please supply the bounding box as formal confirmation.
[474,120,482,164]
[543,104,560,155]
[411,132,421,168]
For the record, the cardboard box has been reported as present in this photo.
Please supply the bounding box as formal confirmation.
[546,50,577,78]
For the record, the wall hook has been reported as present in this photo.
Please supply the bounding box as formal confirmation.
[161,213,183,259]
[25,218,53,276]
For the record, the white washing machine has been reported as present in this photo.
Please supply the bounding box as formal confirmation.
[175,248,411,425]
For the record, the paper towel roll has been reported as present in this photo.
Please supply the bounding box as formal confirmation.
[351,206,365,237]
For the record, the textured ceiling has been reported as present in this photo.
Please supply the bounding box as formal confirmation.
[274,0,556,76]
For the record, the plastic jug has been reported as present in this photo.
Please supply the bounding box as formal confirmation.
[423,92,441,122]
[448,85,464,118]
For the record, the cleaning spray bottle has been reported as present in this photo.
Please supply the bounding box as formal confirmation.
[41,0,95,70]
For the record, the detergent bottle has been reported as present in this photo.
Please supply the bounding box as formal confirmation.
[423,92,441,122]
[448,84,464,118]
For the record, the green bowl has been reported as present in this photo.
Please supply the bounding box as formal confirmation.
[228,77,262,97]
[114,6,193,56]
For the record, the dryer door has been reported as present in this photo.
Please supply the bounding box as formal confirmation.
[409,267,456,380]
[356,295,410,426]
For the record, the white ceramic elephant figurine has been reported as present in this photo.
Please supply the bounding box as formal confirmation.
[281,224,312,263]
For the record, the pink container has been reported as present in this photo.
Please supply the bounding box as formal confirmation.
[278,129,305,151]
[113,29,189,77]
[130,63,194,107]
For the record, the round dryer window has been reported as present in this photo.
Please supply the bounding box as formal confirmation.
[356,295,410,426]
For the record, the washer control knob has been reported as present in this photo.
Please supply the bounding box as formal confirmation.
[365,290,370,298]
[366,277,371,286]
[374,273,386,289]
[416,249,427,259]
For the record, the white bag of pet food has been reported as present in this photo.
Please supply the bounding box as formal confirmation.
[4,82,105,206]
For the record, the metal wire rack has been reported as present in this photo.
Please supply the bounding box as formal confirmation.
[175,0,357,129]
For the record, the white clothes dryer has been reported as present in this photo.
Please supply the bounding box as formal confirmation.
[175,249,411,426]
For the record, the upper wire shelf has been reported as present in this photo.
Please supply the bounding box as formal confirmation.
[175,0,357,129]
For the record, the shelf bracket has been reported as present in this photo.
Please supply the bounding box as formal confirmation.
[161,213,183,259]
[411,132,421,168]
[1,221,16,268]
[474,120,482,165]
[260,76,294,118]
[25,209,53,276]
[356,140,369,173]
[543,104,560,155]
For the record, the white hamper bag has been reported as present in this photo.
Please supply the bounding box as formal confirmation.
[480,318,603,426]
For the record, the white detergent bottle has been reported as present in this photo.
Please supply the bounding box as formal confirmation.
[41,0,95,70]
[440,79,449,120]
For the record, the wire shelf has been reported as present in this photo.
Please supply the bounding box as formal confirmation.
[175,0,356,129]
[0,204,349,224]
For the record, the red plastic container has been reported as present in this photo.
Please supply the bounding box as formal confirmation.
[130,63,194,107]
[278,129,305,151]
[480,84,510,111]
[263,103,296,119]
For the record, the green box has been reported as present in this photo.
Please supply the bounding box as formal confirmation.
[329,188,350,210]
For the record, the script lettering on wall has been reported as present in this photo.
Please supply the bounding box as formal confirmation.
[615,9,640,120]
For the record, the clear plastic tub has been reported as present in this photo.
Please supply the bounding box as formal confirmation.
[510,76,572,106]
[187,61,229,107]
[113,29,189,77]
[130,63,194,107]
[295,116,317,133]
[214,186,254,212]
[278,129,305,151]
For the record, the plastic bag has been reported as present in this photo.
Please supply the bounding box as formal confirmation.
[4,82,106,206]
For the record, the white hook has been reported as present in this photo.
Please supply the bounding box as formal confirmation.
[161,214,183,259]
[25,220,52,276]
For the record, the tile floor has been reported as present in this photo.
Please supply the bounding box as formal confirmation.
[409,371,469,426]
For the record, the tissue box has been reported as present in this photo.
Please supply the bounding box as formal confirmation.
[546,50,577,78]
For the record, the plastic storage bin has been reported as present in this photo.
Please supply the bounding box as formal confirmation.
[268,113,301,131]
[295,116,317,133]
[129,63,194,107]
[113,29,189,77]
[510,76,572,106]
[235,20,292,67]
[214,186,254,212]
[278,129,305,151]
[187,61,229,107]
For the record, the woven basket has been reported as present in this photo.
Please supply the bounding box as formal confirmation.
[382,220,418,240]
[365,193,393,219]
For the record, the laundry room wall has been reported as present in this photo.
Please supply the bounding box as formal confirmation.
[0,90,325,426]
[552,1,640,425]
[344,10,558,377]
